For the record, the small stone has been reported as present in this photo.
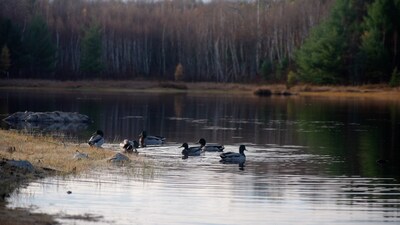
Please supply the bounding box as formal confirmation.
[67,191,72,194]
[108,153,130,163]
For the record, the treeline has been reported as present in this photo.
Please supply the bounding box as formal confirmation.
[0,0,332,82]
[2,0,397,86]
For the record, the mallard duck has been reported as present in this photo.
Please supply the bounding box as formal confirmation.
[180,143,202,159]
[198,138,224,152]
[220,145,247,164]
[139,130,166,147]
[88,130,104,147]
[119,139,139,154]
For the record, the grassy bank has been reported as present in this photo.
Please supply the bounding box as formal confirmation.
[0,129,119,174]
[0,79,256,94]
[0,129,144,225]
[1,79,399,99]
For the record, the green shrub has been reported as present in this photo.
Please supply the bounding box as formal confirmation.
[389,67,400,87]
[286,71,297,89]
[260,60,273,81]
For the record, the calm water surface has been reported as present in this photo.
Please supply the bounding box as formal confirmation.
[1,89,400,224]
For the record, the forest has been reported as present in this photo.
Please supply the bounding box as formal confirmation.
[0,0,399,86]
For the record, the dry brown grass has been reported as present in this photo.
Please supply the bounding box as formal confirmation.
[289,84,400,101]
[0,129,138,174]
[0,79,256,94]
[1,79,400,98]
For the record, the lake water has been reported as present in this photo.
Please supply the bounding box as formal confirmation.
[1,89,400,224]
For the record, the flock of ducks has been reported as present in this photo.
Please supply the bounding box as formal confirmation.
[87,130,247,165]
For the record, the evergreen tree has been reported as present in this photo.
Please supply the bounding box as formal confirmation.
[0,17,23,77]
[295,0,368,84]
[260,59,273,81]
[360,0,400,82]
[389,67,400,87]
[0,45,11,77]
[21,15,57,76]
[80,25,104,76]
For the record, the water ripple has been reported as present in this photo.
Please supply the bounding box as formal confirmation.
[8,144,400,225]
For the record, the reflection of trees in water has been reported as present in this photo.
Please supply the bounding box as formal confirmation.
[173,94,186,118]
[86,94,342,146]
[294,97,400,178]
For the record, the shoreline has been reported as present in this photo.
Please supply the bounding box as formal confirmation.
[1,79,400,99]
[0,129,142,225]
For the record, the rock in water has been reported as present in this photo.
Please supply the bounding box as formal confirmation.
[108,153,130,163]
[3,111,91,123]
[3,159,35,172]
[73,150,89,159]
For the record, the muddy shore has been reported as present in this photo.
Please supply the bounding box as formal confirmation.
[0,156,58,225]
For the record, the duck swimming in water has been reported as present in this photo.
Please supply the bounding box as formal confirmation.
[180,142,202,159]
[139,130,166,147]
[220,145,247,164]
[88,130,104,147]
[119,139,139,154]
[198,138,224,152]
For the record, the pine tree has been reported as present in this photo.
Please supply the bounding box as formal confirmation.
[295,0,368,84]
[80,25,104,76]
[21,15,57,76]
[260,60,273,81]
[389,67,400,87]
[360,0,400,82]
[1,17,23,77]
[0,45,11,77]
[295,17,345,84]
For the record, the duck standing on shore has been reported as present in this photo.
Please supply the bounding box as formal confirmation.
[180,142,202,159]
[139,130,166,147]
[220,145,247,164]
[88,130,104,147]
[198,138,224,152]
[120,139,139,154]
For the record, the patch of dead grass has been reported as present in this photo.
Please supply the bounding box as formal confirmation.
[0,129,139,174]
